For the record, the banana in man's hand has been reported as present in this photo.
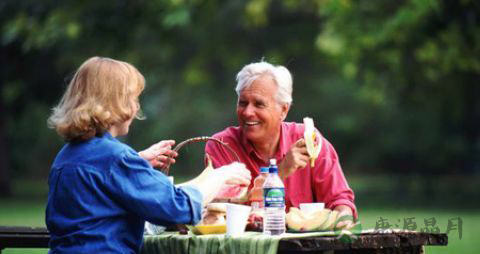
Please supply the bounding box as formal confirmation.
[303,117,322,167]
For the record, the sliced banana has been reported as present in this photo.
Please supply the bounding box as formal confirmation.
[303,117,322,167]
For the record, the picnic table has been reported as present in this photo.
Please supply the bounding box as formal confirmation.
[0,226,447,253]
[0,226,49,253]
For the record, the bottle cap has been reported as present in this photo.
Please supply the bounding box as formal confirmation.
[269,158,277,166]
[260,167,269,173]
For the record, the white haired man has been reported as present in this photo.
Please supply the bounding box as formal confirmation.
[205,61,357,226]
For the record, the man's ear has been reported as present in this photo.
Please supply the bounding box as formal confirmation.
[280,103,290,121]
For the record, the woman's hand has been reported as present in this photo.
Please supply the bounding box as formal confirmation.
[180,160,251,206]
[139,140,178,168]
[195,161,251,189]
[214,162,252,186]
[278,138,309,179]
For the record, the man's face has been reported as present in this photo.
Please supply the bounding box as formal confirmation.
[236,75,289,144]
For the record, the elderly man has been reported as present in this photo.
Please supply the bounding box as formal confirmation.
[205,61,357,220]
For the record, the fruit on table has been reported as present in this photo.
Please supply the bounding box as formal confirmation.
[205,154,248,202]
[246,209,264,232]
[215,184,248,201]
[303,117,322,167]
[286,207,339,231]
[201,203,227,225]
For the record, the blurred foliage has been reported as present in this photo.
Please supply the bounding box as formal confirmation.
[0,0,479,187]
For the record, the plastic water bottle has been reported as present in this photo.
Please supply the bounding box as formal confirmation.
[263,159,286,235]
[249,167,269,210]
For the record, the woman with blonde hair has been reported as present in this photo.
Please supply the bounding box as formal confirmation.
[46,57,250,253]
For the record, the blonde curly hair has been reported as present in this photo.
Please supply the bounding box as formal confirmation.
[48,56,145,142]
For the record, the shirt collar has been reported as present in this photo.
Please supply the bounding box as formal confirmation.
[102,131,118,142]
[104,131,113,139]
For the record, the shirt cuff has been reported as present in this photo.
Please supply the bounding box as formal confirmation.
[177,186,203,225]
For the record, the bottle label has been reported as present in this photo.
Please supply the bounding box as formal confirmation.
[263,187,285,208]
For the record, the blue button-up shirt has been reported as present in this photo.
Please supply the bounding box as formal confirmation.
[46,132,202,253]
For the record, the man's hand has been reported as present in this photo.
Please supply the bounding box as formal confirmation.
[334,205,355,229]
[139,140,178,168]
[278,138,309,179]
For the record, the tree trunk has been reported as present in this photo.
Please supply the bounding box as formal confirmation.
[0,47,12,197]
[462,73,480,174]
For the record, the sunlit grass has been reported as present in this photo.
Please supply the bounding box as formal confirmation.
[357,207,478,254]
[1,178,478,253]
[1,200,477,253]
[0,199,48,254]
[0,200,47,227]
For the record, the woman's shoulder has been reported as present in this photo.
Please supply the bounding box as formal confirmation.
[85,136,151,174]
[90,133,135,155]
[55,133,137,167]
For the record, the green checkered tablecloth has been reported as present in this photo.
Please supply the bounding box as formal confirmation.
[141,231,339,254]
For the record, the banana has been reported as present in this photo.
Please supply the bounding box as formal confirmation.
[303,117,322,167]
[307,209,330,231]
[286,208,306,230]
[286,207,332,231]
[319,210,338,230]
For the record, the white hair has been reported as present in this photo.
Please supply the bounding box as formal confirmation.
[235,61,293,105]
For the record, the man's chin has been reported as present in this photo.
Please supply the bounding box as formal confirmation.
[243,131,263,143]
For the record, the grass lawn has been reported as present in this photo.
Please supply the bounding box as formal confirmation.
[0,199,48,254]
[0,198,477,254]
[357,207,478,254]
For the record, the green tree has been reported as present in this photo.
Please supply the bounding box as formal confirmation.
[315,0,480,174]
[0,0,479,197]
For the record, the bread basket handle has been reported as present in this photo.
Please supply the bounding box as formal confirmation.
[159,136,240,176]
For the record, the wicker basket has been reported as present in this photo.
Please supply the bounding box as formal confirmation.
[159,136,240,175]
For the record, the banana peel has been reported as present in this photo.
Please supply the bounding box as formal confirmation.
[205,153,213,169]
[303,117,322,167]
